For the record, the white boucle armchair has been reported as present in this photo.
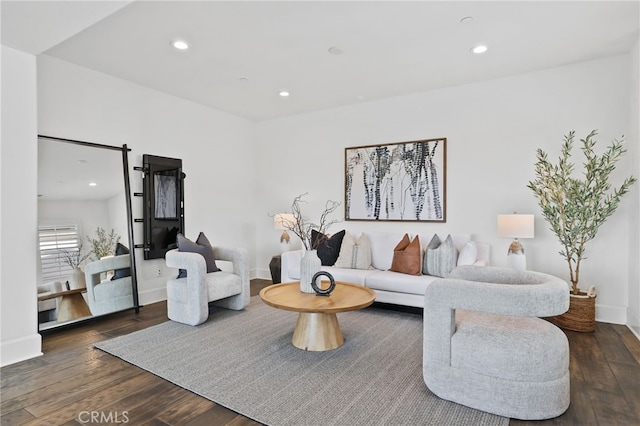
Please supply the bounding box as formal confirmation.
[165,246,249,326]
[423,265,570,420]
[84,255,134,316]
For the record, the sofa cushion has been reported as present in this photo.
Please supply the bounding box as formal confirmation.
[368,232,406,270]
[457,241,478,266]
[167,271,241,304]
[205,272,242,302]
[311,229,346,266]
[93,277,132,300]
[389,234,422,275]
[177,232,221,278]
[365,270,439,295]
[423,234,458,277]
[334,233,373,269]
[452,310,569,382]
[322,266,377,285]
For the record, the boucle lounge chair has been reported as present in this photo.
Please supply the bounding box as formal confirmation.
[165,246,249,325]
[423,265,570,420]
[84,254,134,316]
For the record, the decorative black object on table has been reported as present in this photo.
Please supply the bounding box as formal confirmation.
[269,255,281,284]
[311,271,336,296]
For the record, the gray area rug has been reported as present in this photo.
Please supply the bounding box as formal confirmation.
[95,298,508,426]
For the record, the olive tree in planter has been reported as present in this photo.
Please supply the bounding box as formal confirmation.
[527,130,636,331]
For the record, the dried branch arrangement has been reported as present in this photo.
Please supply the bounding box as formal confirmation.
[61,241,92,269]
[279,193,340,250]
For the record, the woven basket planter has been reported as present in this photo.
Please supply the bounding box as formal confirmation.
[547,292,596,332]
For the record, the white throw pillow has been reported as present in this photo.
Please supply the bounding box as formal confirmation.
[457,241,478,266]
[334,233,373,270]
[367,232,405,270]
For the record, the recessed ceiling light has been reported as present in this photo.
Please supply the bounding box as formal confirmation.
[328,46,344,55]
[460,16,474,24]
[471,45,488,54]
[238,77,249,83]
[89,182,97,187]
[77,159,87,164]
[171,40,189,50]
[279,91,290,97]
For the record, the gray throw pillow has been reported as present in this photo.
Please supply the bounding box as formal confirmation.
[423,234,458,277]
[111,243,131,280]
[176,232,220,278]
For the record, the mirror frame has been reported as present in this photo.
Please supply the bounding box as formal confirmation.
[37,135,140,320]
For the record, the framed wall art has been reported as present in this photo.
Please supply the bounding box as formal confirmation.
[345,138,446,222]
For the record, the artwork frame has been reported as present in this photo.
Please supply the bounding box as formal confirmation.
[345,138,446,222]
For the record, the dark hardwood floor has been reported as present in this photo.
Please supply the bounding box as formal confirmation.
[2,279,639,425]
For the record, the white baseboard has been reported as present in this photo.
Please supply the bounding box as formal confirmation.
[138,286,167,306]
[252,268,272,281]
[627,309,640,340]
[595,303,627,324]
[627,324,640,340]
[0,333,42,367]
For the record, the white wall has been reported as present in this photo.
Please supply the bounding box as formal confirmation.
[255,55,634,325]
[0,46,42,366]
[39,199,111,238]
[37,55,257,306]
[628,38,640,337]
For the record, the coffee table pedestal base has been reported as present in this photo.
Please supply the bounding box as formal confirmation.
[58,292,92,322]
[292,312,344,351]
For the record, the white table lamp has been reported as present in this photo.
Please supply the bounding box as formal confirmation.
[497,214,534,271]
[274,213,296,253]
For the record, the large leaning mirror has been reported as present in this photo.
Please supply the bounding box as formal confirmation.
[37,135,139,331]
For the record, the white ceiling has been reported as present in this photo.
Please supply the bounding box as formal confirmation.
[2,1,639,121]
[37,137,125,201]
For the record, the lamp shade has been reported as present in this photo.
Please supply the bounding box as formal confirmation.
[274,213,296,230]
[497,214,534,239]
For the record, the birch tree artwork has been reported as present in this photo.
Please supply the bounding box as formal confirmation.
[345,138,446,222]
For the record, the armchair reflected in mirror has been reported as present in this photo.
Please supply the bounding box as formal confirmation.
[37,135,139,331]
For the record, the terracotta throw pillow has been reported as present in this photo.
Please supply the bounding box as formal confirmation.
[389,234,422,275]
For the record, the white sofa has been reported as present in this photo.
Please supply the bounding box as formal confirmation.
[280,232,490,308]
